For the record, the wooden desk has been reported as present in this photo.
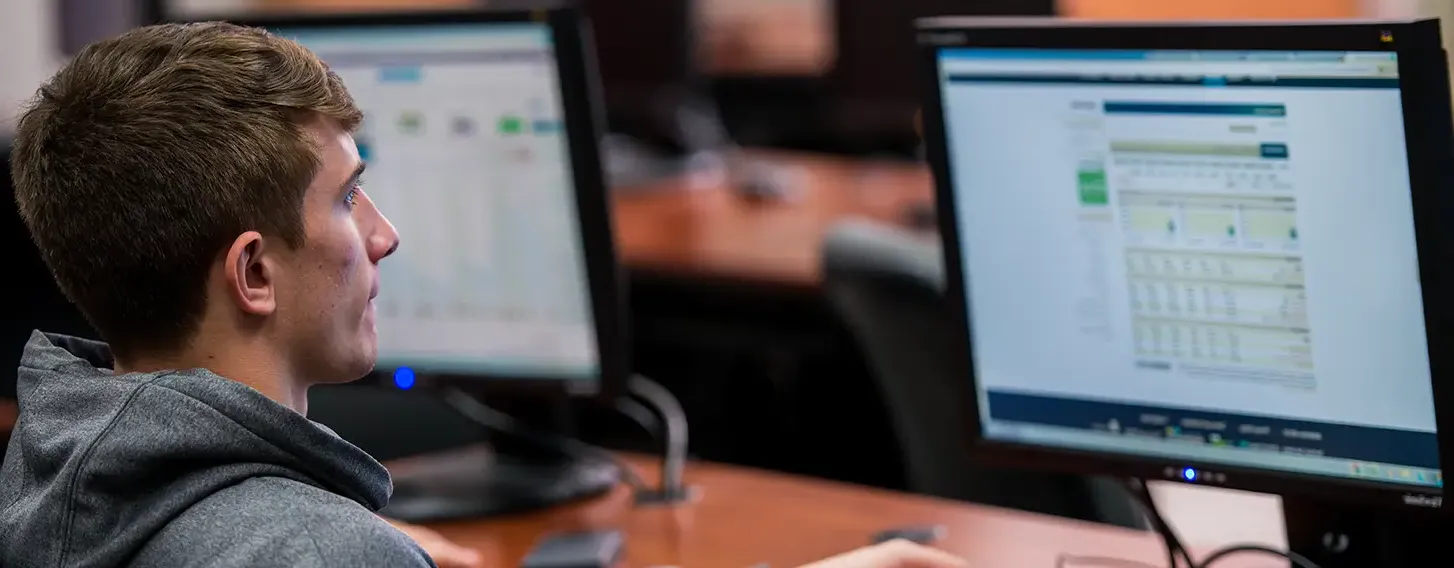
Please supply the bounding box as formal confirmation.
[612,152,933,290]
[700,0,834,76]
[410,452,1283,567]
[0,399,15,433]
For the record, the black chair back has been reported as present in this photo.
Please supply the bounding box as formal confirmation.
[822,220,1147,528]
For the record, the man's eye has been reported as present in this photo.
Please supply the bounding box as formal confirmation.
[345,178,365,206]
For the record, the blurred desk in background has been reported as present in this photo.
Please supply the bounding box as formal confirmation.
[612,151,933,290]
[0,400,15,443]
[608,151,933,484]
[250,0,835,77]
[1061,0,1357,19]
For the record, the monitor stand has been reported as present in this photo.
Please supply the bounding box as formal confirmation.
[379,438,621,523]
[1281,497,1451,567]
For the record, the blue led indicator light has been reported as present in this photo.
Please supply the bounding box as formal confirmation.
[394,367,416,390]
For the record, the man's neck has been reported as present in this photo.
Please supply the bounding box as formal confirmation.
[115,343,307,414]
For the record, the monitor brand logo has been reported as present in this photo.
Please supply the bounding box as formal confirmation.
[1402,494,1441,508]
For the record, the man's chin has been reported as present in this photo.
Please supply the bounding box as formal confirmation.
[348,350,379,383]
[321,351,378,385]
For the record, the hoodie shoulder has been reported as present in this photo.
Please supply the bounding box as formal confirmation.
[131,477,434,568]
[1,332,397,568]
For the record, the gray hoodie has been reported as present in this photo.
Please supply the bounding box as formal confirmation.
[0,331,436,567]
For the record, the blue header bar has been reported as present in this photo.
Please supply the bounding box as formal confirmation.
[1104,102,1287,117]
[945,73,1399,90]
[317,50,551,69]
[940,48,1393,62]
[378,66,423,83]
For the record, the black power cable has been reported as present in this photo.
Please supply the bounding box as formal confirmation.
[1061,479,1325,568]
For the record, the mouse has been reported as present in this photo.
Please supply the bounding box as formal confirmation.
[872,524,946,545]
[732,163,796,203]
[737,176,788,203]
[903,202,937,230]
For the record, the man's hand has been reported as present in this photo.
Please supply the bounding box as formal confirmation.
[383,517,485,568]
[799,539,969,568]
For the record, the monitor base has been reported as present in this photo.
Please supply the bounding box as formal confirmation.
[1282,498,1452,568]
[379,444,621,523]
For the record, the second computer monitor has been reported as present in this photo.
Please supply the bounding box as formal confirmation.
[238,8,626,397]
[918,18,1454,510]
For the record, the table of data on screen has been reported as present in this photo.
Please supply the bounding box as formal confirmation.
[1073,101,1313,389]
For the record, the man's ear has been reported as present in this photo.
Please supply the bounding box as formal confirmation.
[223,231,277,316]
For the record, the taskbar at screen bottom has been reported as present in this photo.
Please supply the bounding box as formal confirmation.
[980,390,1442,489]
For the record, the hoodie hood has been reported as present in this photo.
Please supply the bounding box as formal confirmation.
[0,331,393,567]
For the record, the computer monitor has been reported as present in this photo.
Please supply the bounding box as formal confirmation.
[222,7,628,402]
[917,18,1454,565]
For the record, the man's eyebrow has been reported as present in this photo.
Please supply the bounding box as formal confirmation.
[341,162,366,192]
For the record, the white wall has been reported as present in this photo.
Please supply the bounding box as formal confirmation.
[0,0,260,135]
[0,0,59,136]
[1367,0,1454,57]
[1419,0,1454,65]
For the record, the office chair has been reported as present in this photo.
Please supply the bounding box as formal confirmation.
[822,220,1148,529]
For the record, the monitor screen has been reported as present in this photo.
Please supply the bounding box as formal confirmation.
[272,22,599,382]
[936,48,1441,488]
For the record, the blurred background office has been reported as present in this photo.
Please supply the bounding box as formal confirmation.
[3,0,1454,554]
[5,0,1451,132]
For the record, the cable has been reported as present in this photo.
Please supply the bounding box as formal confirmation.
[1137,481,1322,568]
[1197,544,1320,568]
[1125,479,1195,568]
[437,386,649,492]
[626,374,690,500]
[612,397,662,440]
[1061,480,1323,568]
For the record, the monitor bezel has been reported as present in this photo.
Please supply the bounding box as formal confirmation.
[916,17,1454,512]
[186,6,630,402]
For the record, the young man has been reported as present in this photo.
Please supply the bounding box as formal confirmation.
[0,21,452,567]
[0,21,965,568]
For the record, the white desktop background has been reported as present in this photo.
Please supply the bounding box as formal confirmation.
[941,80,1435,433]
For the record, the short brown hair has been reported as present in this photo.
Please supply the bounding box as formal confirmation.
[11,22,363,360]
